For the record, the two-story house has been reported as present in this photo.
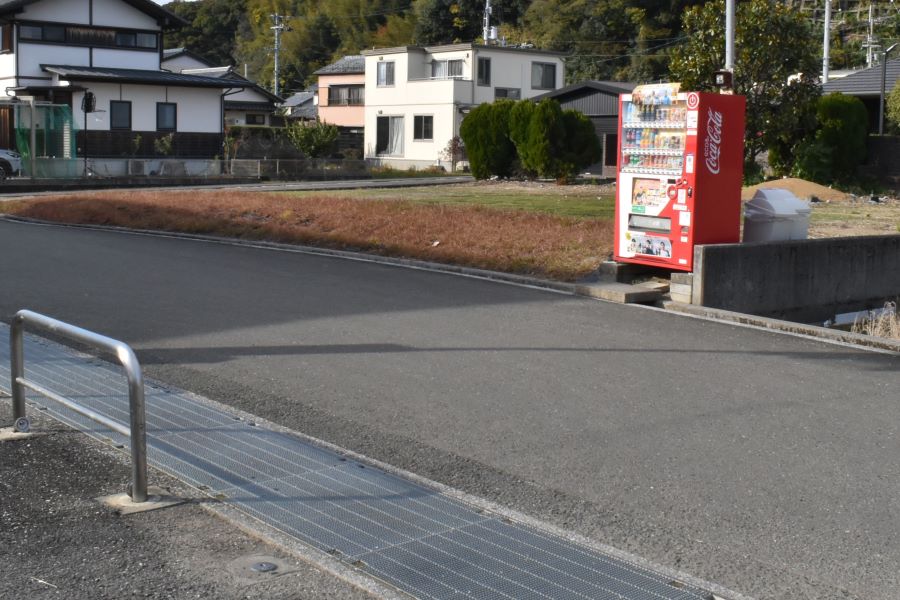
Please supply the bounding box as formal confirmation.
[0,0,240,161]
[313,54,364,157]
[361,43,565,169]
[162,48,282,127]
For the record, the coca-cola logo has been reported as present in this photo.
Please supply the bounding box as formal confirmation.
[704,109,723,174]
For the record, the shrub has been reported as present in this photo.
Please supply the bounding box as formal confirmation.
[791,93,868,184]
[459,100,517,179]
[285,118,339,158]
[461,98,601,182]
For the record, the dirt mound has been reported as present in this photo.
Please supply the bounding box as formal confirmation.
[741,178,853,202]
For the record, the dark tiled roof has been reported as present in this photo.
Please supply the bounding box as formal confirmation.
[182,67,283,102]
[313,55,365,75]
[0,0,186,26]
[823,58,900,97]
[42,65,240,88]
[283,90,315,107]
[532,80,636,101]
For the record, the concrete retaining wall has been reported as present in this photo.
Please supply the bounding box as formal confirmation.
[692,235,900,322]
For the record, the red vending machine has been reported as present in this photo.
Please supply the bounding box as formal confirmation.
[614,83,745,271]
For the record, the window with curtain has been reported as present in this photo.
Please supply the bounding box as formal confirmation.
[377,61,395,86]
[432,59,463,79]
[376,116,404,155]
[531,62,556,90]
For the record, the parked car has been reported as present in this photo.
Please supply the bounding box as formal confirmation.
[0,149,22,179]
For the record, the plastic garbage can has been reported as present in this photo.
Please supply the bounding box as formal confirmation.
[743,188,811,242]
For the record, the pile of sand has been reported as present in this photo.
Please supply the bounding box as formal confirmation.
[741,178,854,202]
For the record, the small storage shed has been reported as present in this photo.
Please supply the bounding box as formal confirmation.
[533,80,635,178]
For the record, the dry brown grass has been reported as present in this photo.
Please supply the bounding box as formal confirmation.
[3,190,613,281]
[851,302,900,340]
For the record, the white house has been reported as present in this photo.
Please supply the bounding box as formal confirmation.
[162,48,282,127]
[361,43,565,169]
[0,0,242,160]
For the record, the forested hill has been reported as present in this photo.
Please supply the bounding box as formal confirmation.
[162,0,895,95]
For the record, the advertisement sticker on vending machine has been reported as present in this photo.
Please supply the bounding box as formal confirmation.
[614,83,746,271]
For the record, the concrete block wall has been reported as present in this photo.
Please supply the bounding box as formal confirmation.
[692,235,900,322]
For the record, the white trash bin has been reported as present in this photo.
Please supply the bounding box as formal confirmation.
[743,188,811,242]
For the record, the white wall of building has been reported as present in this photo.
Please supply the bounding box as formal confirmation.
[364,45,564,166]
[73,83,222,133]
[93,48,159,70]
[18,0,89,23]
[91,0,159,29]
[16,44,91,78]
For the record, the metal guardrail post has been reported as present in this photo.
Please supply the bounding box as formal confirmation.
[9,310,148,502]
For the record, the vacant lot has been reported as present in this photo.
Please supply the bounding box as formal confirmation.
[2,180,896,282]
[2,185,614,281]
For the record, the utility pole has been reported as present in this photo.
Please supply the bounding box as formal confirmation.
[482,0,492,45]
[725,0,735,72]
[822,0,831,83]
[270,13,290,98]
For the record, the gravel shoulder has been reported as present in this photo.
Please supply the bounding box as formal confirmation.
[0,402,375,600]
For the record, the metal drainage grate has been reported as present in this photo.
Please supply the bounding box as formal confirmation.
[0,325,713,600]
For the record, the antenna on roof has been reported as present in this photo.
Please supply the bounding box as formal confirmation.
[482,0,492,45]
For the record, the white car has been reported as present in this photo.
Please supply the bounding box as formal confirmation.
[0,149,22,179]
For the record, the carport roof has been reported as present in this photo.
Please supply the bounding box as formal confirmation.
[823,58,900,97]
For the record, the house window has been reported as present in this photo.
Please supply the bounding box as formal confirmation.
[431,59,463,79]
[245,114,266,125]
[531,62,557,90]
[16,22,157,50]
[110,101,132,130]
[477,57,491,86]
[115,31,136,47]
[43,25,65,42]
[156,102,176,131]
[1,24,12,52]
[136,33,157,49]
[376,115,403,155]
[494,88,521,100]
[377,61,395,86]
[328,85,364,106]
[413,115,433,141]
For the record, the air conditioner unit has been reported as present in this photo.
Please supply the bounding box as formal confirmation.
[128,160,145,175]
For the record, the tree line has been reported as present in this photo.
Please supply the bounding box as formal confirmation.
[163,0,899,96]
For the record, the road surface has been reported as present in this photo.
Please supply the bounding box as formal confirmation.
[1,218,898,599]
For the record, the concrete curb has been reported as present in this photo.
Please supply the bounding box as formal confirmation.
[661,300,900,354]
[3,214,896,356]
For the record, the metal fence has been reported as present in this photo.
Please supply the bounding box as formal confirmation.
[20,158,406,181]
[9,310,149,503]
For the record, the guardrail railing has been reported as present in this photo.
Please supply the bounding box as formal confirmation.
[9,310,149,502]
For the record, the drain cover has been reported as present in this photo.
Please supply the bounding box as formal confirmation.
[250,561,278,573]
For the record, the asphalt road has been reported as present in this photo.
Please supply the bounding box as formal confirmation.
[1,218,898,600]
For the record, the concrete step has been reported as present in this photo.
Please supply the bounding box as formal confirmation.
[574,281,666,304]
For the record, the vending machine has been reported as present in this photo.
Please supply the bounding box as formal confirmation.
[614,83,745,271]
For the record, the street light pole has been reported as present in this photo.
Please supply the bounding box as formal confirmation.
[880,43,898,135]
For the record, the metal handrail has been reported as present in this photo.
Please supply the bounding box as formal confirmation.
[10,310,148,502]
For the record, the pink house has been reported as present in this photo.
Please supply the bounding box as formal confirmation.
[315,55,365,128]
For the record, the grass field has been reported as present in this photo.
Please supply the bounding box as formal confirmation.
[2,180,896,283]
[287,181,616,219]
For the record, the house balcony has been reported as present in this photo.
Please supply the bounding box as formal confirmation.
[405,76,474,105]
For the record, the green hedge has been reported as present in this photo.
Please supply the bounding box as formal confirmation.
[460,98,601,181]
